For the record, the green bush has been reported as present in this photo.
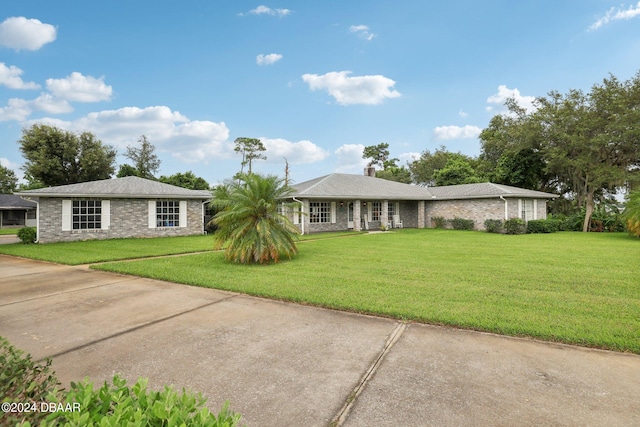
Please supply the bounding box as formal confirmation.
[484,219,504,233]
[623,189,640,238]
[450,217,475,231]
[431,216,447,229]
[35,376,241,427]
[504,218,526,235]
[1,336,61,426]
[17,227,37,244]
[1,337,241,427]
[526,219,560,234]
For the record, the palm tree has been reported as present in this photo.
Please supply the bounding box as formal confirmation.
[211,174,300,264]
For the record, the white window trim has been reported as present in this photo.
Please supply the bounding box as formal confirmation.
[62,200,72,231]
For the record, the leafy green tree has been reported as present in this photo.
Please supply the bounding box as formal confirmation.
[409,146,480,186]
[534,74,640,231]
[123,135,161,179]
[363,143,396,168]
[375,166,412,183]
[0,164,18,193]
[211,174,299,264]
[433,157,482,186]
[19,124,116,186]
[159,171,210,190]
[116,164,139,178]
[234,137,266,175]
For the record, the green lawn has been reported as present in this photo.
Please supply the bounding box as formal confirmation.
[0,228,18,235]
[0,235,214,264]
[0,231,362,265]
[88,229,640,354]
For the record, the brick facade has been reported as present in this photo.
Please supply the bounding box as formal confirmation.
[37,198,204,243]
[424,198,548,230]
[292,197,550,233]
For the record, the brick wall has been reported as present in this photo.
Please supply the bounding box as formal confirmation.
[425,198,548,230]
[37,198,204,243]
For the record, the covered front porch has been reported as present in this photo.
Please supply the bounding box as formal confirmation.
[289,198,426,234]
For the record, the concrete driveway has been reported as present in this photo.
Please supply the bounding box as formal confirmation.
[1,254,639,426]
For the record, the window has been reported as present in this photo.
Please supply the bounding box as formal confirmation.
[520,199,534,221]
[371,202,382,221]
[388,202,397,221]
[72,200,102,230]
[309,202,330,223]
[156,200,180,227]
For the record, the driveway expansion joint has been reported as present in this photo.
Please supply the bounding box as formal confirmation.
[330,322,407,426]
[35,294,238,363]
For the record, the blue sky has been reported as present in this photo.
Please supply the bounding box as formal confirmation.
[1,1,640,187]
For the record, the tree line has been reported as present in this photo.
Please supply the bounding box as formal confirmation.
[0,124,211,192]
[364,71,640,232]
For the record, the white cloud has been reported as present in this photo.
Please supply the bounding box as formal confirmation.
[334,143,367,173]
[302,71,401,106]
[46,72,113,103]
[0,17,57,51]
[399,152,420,164]
[31,93,73,114]
[0,98,31,122]
[0,63,40,89]
[486,85,536,114]
[458,109,468,118]
[242,5,292,17]
[590,2,640,31]
[0,157,24,182]
[55,106,232,163]
[256,53,283,65]
[349,25,375,41]
[433,125,482,141]
[261,138,329,164]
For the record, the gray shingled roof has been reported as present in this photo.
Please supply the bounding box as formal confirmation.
[0,194,37,209]
[291,174,557,201]
[292,174,434,200]
[427,182,558,199]
[14,176,212,199]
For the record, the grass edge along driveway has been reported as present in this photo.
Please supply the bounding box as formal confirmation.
[90,229,640,354]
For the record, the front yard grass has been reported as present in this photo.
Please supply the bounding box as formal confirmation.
[0,228,18,235]
[0,231,363,264]
[91,229,640,354]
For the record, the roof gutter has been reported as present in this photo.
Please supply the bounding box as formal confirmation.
[292,197,305,235]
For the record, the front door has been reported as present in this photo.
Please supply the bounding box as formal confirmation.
[347,202,354,228]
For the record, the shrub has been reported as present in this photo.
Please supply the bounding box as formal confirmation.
[1,336,61,426]
[450,217,475,231]
[484,219,504,233]
[431,216,447,229]
[526,219,560,234]
[504,218,526,235]
[1,337,241,427]
[36,376,242,427]
[17,227,37,244]
[623,189,640,238]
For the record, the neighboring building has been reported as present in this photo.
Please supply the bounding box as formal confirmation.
[0,194,36,228]
[289,171,557,233]
[15,176,211,243]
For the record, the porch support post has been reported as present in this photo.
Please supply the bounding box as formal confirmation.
[418,200,425,228]
[302,199,310,233]
[354,200,361,231]
[382,200,389,227]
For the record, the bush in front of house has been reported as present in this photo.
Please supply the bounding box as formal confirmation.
[1,337,241,427]
[36,376,242,427]
[0,336,61,426]
[483,219,504,233]
[431,216,447,229]
[504,218,526,235]
[450,217,475,231]
[17,227,37,244]
[526,219,560,234]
